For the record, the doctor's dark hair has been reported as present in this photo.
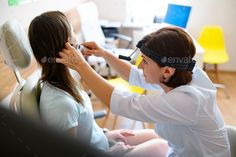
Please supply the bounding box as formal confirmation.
[28,11,84,105]
[142,27,196,88]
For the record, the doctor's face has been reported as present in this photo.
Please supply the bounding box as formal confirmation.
[138,53,164,84]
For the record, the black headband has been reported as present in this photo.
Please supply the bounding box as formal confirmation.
[136,40,196,71]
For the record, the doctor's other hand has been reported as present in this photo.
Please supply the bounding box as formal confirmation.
[56,42,86,71]
[82,41,108,58]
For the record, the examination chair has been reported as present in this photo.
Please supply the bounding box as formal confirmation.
[0,20,106,123]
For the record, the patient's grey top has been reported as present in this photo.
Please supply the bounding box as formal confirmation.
[110,65,231,157]
[40,82,109,151]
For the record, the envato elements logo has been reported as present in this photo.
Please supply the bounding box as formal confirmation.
[161,56,192,64]
[41,56,77,63]
[41,57,56,63]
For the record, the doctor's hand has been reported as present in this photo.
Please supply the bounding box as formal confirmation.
[56,42,87,71]
[81,41,109,58]
[105,129,135,145]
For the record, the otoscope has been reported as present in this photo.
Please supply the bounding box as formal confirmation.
[71,44,87,52]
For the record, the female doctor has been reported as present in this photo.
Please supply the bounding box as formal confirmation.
[56,27,231,157]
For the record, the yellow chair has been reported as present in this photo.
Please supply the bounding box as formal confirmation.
[198,26,229,67]
[108,55,144,94]
[104,55,147,129]
[198,26,229,98]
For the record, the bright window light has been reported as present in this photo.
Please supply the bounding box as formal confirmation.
[126,0,190,24]
[8,0,37,6]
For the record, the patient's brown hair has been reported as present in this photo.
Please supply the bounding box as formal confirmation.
[28,11,83,104]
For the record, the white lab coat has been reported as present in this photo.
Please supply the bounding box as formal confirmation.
[110,65,231,157]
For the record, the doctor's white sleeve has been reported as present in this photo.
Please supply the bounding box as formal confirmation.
[110,87,200,125]
[129,65,160,90]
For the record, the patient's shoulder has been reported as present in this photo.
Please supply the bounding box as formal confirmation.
[40,83,78,107]
[40,82,90,108]
[41,83,71,99]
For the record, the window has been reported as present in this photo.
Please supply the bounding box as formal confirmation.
[126,0,190,24]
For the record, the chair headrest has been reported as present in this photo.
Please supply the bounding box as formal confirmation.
[0,20,32,70]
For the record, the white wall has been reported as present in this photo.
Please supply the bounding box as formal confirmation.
[188,0,236,71]
[1,0,236,71]
[93,0,236,71]
[92,0,127,21]
[0,0,87,27]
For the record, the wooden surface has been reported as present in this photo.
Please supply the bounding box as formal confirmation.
[0,54,38,100]
[207,71,236,126]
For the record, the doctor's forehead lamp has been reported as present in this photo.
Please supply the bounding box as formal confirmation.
[118,40,196,71]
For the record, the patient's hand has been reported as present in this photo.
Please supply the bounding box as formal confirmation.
[105,129,135,144]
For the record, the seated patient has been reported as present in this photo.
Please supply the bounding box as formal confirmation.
[28,11,168,157]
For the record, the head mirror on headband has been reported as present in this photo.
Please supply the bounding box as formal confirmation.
[119,40,196,71]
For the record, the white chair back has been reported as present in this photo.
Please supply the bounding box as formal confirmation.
[0,20,41,122]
